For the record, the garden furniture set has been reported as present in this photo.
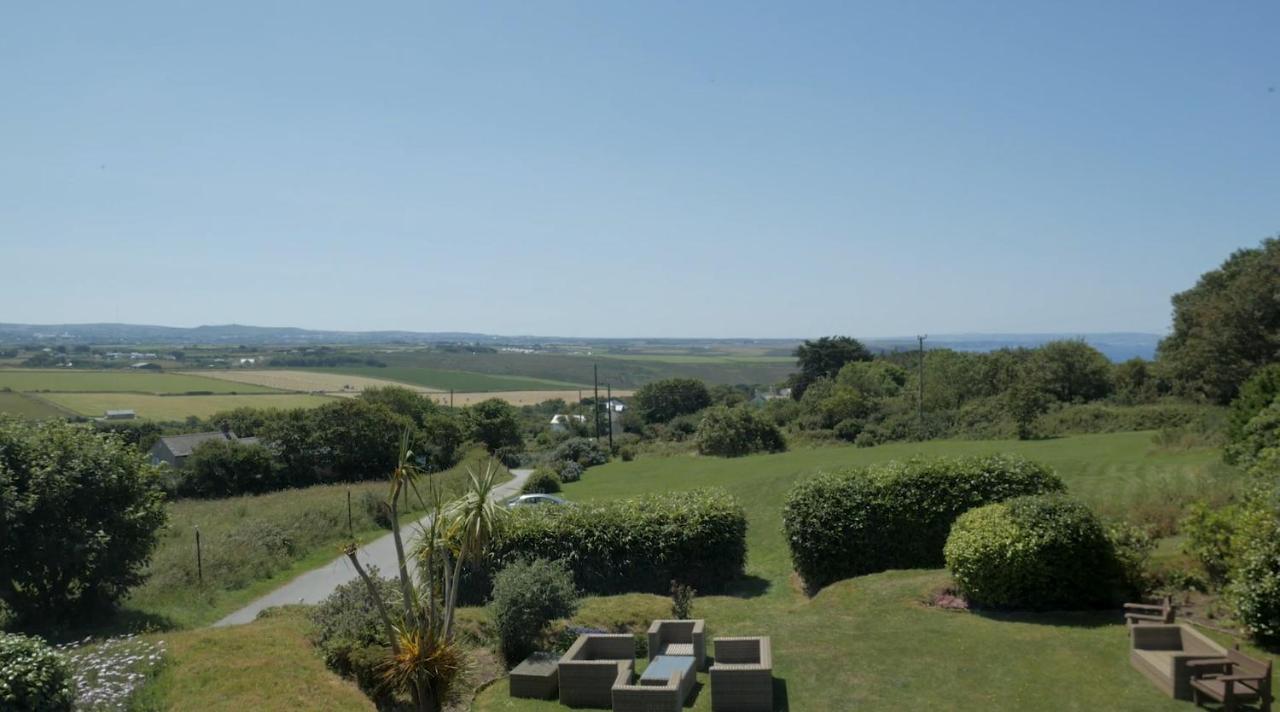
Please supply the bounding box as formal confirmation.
[510,618,774,711]
[1128,619,1273,711]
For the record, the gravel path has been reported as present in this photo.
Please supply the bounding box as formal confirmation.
[213,468,533,627]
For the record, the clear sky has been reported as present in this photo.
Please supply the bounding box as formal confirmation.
[2,2,1276,338]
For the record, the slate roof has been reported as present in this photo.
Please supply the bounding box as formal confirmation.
[155,431,240,458]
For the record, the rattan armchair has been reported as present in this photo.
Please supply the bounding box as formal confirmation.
[559,634,636,708]
[710,636,772,712]
[648,619,706,671]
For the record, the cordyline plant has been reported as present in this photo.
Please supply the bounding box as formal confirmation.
[344,430,506,712]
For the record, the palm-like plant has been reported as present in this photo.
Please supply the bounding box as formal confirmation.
[344,429,506,712]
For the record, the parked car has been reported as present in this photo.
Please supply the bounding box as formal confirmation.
[506,493,568,508]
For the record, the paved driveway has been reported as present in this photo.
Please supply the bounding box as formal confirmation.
[214,468,532,627]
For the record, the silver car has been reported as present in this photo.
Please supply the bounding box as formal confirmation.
[506,493,568,508]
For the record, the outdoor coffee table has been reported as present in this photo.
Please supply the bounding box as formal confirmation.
[641,655,696,702]
[510,651,559,699]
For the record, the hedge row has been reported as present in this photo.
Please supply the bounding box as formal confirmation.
[782,454,1065,591]
[462,489,746,603]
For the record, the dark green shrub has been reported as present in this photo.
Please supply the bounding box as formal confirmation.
[178,439,279,498]
[619,447,636,462]
[463,489,746,602]
[1107,521,1155,596]
[359,490,392,529]
[944,494,1126,609]
[1182,502,1241,585]
[557,461,583,483]
[695,406,787,457]
[782,454,1064,591]
[467,399,523,453]
[552,438,608,469]
[491,559,578,664]
[310,567,400,705]
[1226,364,1280,459]
[0,633,74,711]
[633,378,712,423]
[670,580,695,620]
[522,469,562,494]
[0,417,167,623]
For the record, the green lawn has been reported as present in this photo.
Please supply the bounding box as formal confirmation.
[0,368,281,394]
[120,451,510,630]
[311,366,585,392]
[473,432,1265,711]
[38,392,336,420]
[0,390,70,418]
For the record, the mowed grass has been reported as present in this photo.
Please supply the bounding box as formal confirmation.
[132,607,374,712]
[39,392,336,420]
[125,451,509,630]
[0,368,280,394]
[312,366,585,392]
[0,390,70,418]
[473,433,1259,711]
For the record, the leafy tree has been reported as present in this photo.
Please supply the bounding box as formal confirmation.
[1029,340,1113,403]
[835,361,907,399]
[419,412,465,472]
[1004,372,1051,440]
[180,439,279,498]
[259,408,322,486]
[633,378,712,423]
[358,386,438,427]
[708,384,750,407]
[1226,364,1280,454]
[790,336,873,400]
[1158,237,1280,404]
[466,398,523,453]
[1112,358,1159,405]
[310,400,413,482]
[206,406,277,438]
[0,417,166,623]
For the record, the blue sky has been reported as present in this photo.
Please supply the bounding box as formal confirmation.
[2,2,1276,337]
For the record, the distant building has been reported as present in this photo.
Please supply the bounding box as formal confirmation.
[130,362,153,369]
[549,414,587,433]
[104,409,136,420]
[238,358,256,366]
[148,431,260,468]
[605,399,627,413]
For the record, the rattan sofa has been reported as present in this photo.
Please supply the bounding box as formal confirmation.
[648,619,706,671]
[610,659,695,712]
[1130,624,1228,700]
[710,636,772,712]
[559,634,637,708]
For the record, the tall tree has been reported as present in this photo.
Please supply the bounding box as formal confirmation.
[1158,237,1280,404]
[790,336,873,400]
[633,378,712,423]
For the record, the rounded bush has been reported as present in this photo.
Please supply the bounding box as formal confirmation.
[1227,479,1280,642]
[695,406,787,458]
[557,461,584,483]
[553,437,609,469]
[944,494,1122,609]
[783,454,1064,591]
[310,567,400,705]
[0,633,74,711]
[522,468,562,494]
[491,559,578,664]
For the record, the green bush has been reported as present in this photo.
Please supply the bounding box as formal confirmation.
[1227,477,1280,642]
[1182,501,1241,585]
[633,378,712,423]
[695,406,787,457]
[0,417,167,623]
[552,438,609,469]
[944,495,1126,609]
[782,454,1064,591]
[359,490,392,529]
[177,439,280,498]
[310,567,400,705]
[1226,364,1280,458]
[0,633,74,711]
[1040,402,1223,437]
[463,489,746,602]
[521,469,562,494]
[491,559,578,664]
[557,461,584,483]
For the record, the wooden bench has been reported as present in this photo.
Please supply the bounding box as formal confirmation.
[1125,597,1176,627]
[1189,648,1273,712]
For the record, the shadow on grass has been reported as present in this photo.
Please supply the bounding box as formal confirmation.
[684,679,705,707]
[725,574,772,599]
[772,677,789,711]
[25,607,181,644]
[968,607,1121,630]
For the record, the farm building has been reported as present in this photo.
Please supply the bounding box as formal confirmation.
[104,409,136,420]
[149,431,260,468]
[605,398,627,412]
[549,413,587,433]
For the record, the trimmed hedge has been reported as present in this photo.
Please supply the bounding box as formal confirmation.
[782,454,1064,591]
[463,489,746,603]
[944,494,1123,609]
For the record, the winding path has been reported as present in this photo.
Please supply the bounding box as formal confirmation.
[213,468,533,627]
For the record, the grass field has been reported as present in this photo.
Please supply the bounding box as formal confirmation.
[122,450,509,630]
[0,369,280,394]
[419,389,635,407]
[187,368,443,394]
[0,390,70,418]
[472,432,1271,711]
[600,354,794,364]
[38,392,336,421]
[312,366,586,392]
[131,607,374,712]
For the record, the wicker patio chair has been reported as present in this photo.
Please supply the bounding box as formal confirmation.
[648,619,706,671]
[710,636,772,712]
[610,656,695,712]
[559,634,636,708]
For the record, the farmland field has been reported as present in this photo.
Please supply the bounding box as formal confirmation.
[310,366,585,391]
[600,353,794,364]
[0,390,70,418]
[419,388,634,407]
[39,392,336,420]
[187,369,442,394]
[0,369,280,394]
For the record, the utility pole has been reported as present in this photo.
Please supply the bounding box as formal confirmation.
[917,334,927,429]
[606,383,614,452]
[449,389,454,408]
[593,364,600,441]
